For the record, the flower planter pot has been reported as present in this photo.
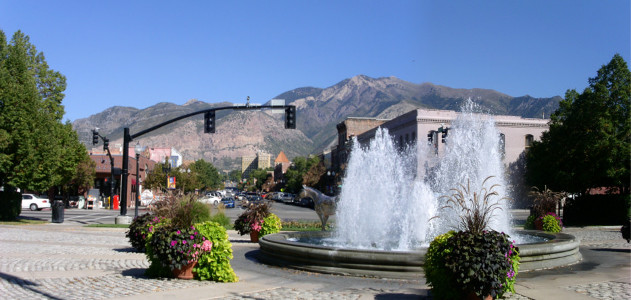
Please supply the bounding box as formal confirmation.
[250,231,260,243]
[172,260,197,279]
[465,291,493,300]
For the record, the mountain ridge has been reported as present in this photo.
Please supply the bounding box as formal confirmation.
[73,75,560,170]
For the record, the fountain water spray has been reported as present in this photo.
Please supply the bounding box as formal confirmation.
[335,101,514,250]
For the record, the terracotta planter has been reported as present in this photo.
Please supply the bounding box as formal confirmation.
[172,260,197,279]
[465,291,493,300]
[250,231,260,243]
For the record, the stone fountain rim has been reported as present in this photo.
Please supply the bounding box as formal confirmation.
[258,229,582,278]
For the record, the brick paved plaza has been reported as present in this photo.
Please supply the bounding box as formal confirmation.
[0,222,629,299]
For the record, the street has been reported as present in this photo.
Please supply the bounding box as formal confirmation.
[18,200,324,225]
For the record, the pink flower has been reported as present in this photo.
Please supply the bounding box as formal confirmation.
[177,230,181,234]
[201,240,213,252]
[190,235,195,239]
[182,240,187,244]
[170,240,177,247]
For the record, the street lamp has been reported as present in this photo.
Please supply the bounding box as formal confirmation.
[134,142,143,218]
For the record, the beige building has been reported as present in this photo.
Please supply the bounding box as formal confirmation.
[241,152,272,179]
[332,108,549,173]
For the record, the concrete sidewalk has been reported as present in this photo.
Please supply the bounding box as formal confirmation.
[0,224,629,299]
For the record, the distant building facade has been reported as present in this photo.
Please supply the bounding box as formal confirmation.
[332,108,549,176]
[241,152,272,179]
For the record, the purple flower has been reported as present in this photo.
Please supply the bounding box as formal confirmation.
[177,230,181,235]
[190,235,194,239]
[171,240,177,247]
[183,240,187,244]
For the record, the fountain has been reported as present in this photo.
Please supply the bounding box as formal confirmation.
[258,102,581,278]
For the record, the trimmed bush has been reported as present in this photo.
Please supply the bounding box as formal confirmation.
[424,231,459,300]
[126,213,154,252]
[260,213,282,237]
[443,231,519,299]
[194,221,238,282]
[564,194,629,226]
[0,190,22,221]
[541,213,562,232]
[524,215,536,230]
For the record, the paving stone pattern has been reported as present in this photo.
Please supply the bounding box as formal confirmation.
[0,225,628,299]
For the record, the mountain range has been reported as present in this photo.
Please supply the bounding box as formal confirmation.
[72,75,561,170]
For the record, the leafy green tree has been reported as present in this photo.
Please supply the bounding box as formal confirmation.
[190,159,222,191]
[284,155,321,193]
[249,168,272,191]
[0,30,88,202]
[228,169,242,183]
[527,54,630,195]
[144,162,169,191]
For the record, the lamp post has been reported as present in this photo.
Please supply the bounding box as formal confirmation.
[134,142,143,218]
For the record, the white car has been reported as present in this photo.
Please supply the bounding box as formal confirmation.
[22,194,51,211]
[199,195,222,206]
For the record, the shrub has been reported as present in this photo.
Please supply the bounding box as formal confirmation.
[194,221,238,282]
[144,216,172,278]
[541,213,562,233]
[0,190,21,221]
[529,186,565,218]
[234,202,272,235]
[443,231,519,299]
[148,224,205,271]
[424,231,459,300]
[153,193,211,228]
[126,213,154,252]
[524,215,536,230]
[260,213,282,237]
[209,211,231,228]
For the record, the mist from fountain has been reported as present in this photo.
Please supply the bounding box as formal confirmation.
[334,101,514,251]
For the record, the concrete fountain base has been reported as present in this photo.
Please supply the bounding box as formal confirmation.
[258,230,582,279]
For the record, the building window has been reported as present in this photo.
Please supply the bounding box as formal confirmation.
[499,133,505,158]
[525,134,534,148]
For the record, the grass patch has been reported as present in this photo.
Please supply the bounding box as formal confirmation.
[85,224,130,228]
[0,218,48,225]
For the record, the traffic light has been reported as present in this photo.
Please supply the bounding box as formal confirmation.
[204,111,215,133]
[441,128,449,143]
[103,138,109,150]
[92,130,99,145]
[285,106,296,129]
[427,131,433,144]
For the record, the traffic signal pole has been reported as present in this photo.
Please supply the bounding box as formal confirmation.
[118,104,295,218]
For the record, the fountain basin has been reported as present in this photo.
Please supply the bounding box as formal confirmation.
[258,230,582,279]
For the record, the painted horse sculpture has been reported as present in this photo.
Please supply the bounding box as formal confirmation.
[299,186,337,231]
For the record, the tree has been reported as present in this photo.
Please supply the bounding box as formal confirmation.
[189,159,222,191]
[284,155,321,193]
[249,168,272,191]
[526,54,630,195]
[0,30,88,199]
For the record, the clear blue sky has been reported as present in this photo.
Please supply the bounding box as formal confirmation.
[1,0,629,122]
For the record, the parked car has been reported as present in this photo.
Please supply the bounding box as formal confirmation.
[21,193,51,211]
[199,194,221,206]
[279,193,295,204]
[296,197,314,208]
[221,197,235,208]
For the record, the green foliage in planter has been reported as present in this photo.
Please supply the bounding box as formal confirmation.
[148,225,204,270]
[209,211,231,228]
[260,213,282,237]
[443,231,519,299]
[541,213,562,233]
[233,213,251,235]
[0,190,21,221]
[234,202,272,235]
[524,215,536,230]
[144,217,172,278]
[424,231,459,300]
[126,213,154,252]
[194,221,239,282]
